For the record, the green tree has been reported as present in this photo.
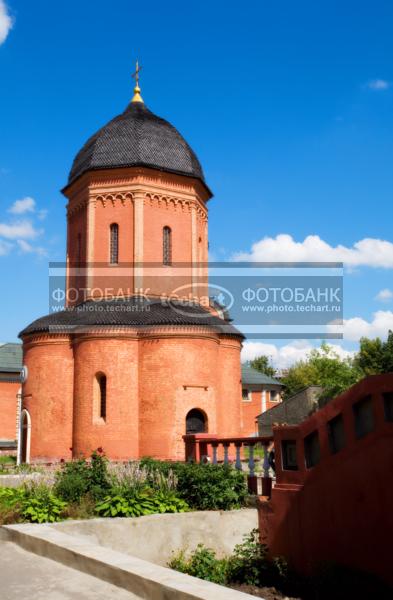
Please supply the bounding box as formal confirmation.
[354,336,384,376]
[382,330,393,373]
[281,343,361,401]
[250,355,275,378]
[354,330,393,376]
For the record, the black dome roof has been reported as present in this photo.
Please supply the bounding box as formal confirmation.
[67,101,207,188]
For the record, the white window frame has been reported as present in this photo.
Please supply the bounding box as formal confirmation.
[269,389,281,403]
[242,388,252,402]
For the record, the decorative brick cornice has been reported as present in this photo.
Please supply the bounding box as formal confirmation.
[145,192,207,220]
[69,325,223,344]
[22,333,72,349]
[63,167,210,205]
[93,191,134,208]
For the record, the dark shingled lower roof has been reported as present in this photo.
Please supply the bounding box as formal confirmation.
[19,297,243,338]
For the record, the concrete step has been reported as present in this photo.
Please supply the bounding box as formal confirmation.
[0,540,140,599]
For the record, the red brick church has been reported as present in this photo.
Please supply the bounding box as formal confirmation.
[18,73,244,462]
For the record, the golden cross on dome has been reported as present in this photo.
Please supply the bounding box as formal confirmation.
[131,60,144,103]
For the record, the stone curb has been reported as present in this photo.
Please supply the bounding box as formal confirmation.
[0,523,258,600]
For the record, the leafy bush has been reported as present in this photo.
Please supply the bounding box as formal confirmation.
[0,487,24,523]
[139,459,248,511]
[175,463,247,510]
[169,529,288,589]
[55,450,110,502]
[0,487,23,506]
[227,528,287,587]
[21,494,67,523]
[152,490,189,513]
[0,455,16,464]
[169,545,229,585]
[64,495,96,520]
[95,489,189,518]
[0,485,67,524]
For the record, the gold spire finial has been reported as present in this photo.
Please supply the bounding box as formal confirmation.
[131,60,143,103]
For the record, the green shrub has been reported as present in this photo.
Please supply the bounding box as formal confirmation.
[55,450,110,502]
[139,459,248,511]
[0,487,24,507]
[175,463,247,510]
[227,528,271,587]
[21,494,67,523]
[0,487,24,523]
[89,450,111,498]
[169,529,288,589]
[169,545,229,585]
[95,489,189,518]
[21,482,68,523]
[0,455,16,466]
[0,485,67,524]
[152,490,189,513]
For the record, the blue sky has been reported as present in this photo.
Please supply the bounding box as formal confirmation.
[0,0,392,366]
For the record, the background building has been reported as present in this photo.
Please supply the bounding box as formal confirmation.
[0,343,22,454]
[241,364,283,436]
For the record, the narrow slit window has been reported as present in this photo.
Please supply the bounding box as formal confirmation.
[110,223,119,264]
[99,374,107,420]
[163,226,172,266]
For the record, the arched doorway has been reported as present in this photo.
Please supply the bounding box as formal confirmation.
[186,409,207,434]
[20,409,31,464]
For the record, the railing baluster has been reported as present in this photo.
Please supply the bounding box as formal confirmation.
[263,443,270,477]
[235,443,242,470]
[212,444,218,465]
[248,443,255,477]
[223,443,229,465]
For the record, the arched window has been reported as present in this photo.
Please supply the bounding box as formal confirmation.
[19,409,31,464]
[163,226,172,266]
[110,223,119,264]
[94,373,107,422]
[186,409,207,434]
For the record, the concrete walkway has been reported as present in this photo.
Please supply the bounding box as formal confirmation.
[0,541,139,600]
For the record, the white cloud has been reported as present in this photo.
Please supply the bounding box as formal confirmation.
[0,1,12,45]
[241,340,353,370]
[375,289,393,303]
[233,234,393,268]
[17,239,47,256]
[0,220,42,240]
[0,239,12,255]
[342,311,393,341]
[367,79,390,91]
[8,197,36,215]
[241,313,393,369]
